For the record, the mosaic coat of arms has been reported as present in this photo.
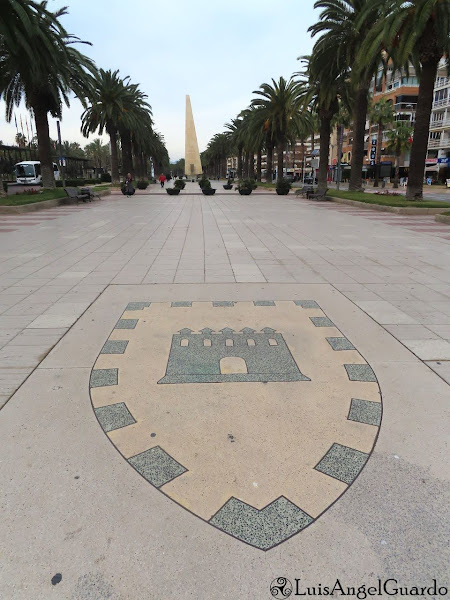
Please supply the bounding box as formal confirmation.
[90,301,381,550]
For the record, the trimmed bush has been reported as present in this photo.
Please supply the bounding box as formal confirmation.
[237,179,255,195]
[136,180,149,190]
[166,188,180,195]
[199,175,211,190]
[276,178,292,195]
[174,179,186,189]
[100,172,112,182]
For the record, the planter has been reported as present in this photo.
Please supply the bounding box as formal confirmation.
[166,188,180,195]
[202,188,216,195]
[223,184,233,190]
[238,189,252,195]
[276,189,290,195]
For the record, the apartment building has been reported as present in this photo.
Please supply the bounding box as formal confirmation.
[426,61,450,181]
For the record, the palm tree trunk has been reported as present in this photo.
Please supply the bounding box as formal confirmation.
[248,151,254,179]
[301,139,306,181]
[349,83,369,191]
[266,142,273,183]
[237,145,243,179]
[120,130,133,177]
[277,146,284,183]
[393,150,400,189]
[374,122,383,188]
[32,104,55,189]
[406,58,439,200]
[108,129,120,184]
[318,113,332,192]
[256,149,262,182]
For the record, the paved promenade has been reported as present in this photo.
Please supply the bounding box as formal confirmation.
[0,183,449,598]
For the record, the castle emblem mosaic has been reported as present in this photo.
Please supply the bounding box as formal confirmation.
[90,300,382,550]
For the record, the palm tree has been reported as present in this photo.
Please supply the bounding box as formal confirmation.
[385,122,413,188]
[368,98,395,187]
[0,2,95,188]
[85,138,110,170]
[82,69,140,184]
[118,84,153,178]
[361,0,450,199]
[225,117,245,179]
[332,103,352,189]
[309,0,387,192]
[251,77,307,183]
[297,52,350,192]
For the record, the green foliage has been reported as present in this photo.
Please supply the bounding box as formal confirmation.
[237,179,256,192]
[101,172,112,182]
[136,180,149,189]
[199,176,211,189]
[276,178,292,194]
[166,188,180,195]
[327,189,450,209]
[174,179,186,189]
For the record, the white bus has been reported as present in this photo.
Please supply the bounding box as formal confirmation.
[15,161,60,184]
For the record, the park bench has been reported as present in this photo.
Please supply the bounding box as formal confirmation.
[80,186,100,201]
[295,185,315,198]
[64,187,90,204]
[307,188,329,201]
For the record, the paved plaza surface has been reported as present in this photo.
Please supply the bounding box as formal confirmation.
[0,183,449,598]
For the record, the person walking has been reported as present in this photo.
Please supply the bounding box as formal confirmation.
[159,173,166,188]
[125,172,134,197]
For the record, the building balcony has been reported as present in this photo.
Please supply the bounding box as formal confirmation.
[435,76,450,90]
[428,138,450,149]
[433,97,450,109]
[394,102,417,111]
[429,118,450,130]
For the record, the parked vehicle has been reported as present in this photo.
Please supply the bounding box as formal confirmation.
[15,161,60,184]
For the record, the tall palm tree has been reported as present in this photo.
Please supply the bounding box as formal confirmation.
[251,77,307,183]
[81,69,141,184]
[225,117,245,179]
[309,0,386,192]
[0,2,95,188]
[85,138,110,170]
[297,52,350,192]
[385,122,413,188]
[368,98,395,187]
[118,84,153,178]
[361,0,450,199]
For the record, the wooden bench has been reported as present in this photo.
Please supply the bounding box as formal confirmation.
[80,186,100,201]
[64,187,90,204]
[307,188,328,201]
[295,185,314,198]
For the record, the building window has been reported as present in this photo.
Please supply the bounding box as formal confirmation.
[181,339,189,347]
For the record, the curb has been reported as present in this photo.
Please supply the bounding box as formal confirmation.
[0,189,111,214]
[435,214,450,224]
[327,195,450,215]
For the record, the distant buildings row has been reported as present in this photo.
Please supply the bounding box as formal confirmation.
[227,60,450,183]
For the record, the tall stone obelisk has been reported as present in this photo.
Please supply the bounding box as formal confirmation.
[185,95,202,177]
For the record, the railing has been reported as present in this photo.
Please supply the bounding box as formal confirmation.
[433,97,450,109]
[429,118,450,130]
[435,77,450,89]
[428,138,450,149]
[394,102,417,111]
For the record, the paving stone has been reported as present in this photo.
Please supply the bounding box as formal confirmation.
[253,301,275,306]
[171,301,192,307]
[212,301,234,307]
[125,302,151,311]
[326,337,355,351]
[128,446,187,488]
[100,340,128,355]
[90,368,118,388]
[344,364,377,382]
[348,398,382,426]
[315,443,369,485]
[310,317,335,327]
[94,402,136,432]
[294,300,320,308]
[210,496,313,550]
[115,319,138,329]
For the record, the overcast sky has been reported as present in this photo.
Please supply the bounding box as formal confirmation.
[0,0,318,161]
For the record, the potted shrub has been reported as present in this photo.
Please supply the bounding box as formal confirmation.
[276,178,291,195]
[174,179,186,190]
[166,187,180,195]
[198,175,210,189]
[237,179,255,195]
[200,178,216,195]
[136,180,149,190]
[223,177,234,190]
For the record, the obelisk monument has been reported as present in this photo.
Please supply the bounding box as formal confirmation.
[185,95,202,177]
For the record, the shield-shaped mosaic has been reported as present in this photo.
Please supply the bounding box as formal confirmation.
[90,301,382,551]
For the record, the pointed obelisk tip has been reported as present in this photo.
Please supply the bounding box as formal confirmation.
[185,95,202,177]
